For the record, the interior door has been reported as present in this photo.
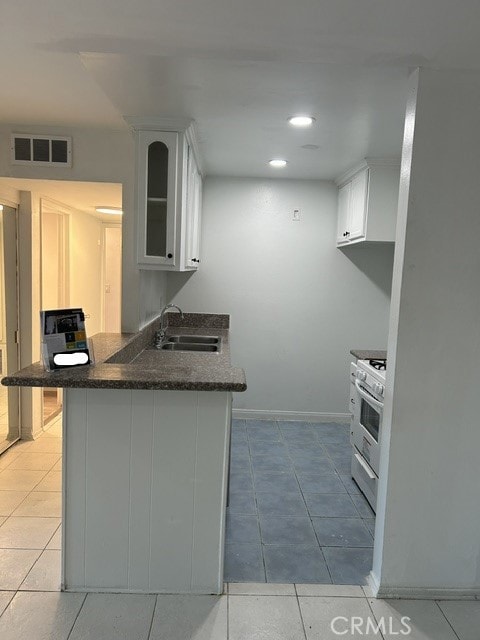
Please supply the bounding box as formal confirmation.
[0,204,20,453]
[103,225,122,333]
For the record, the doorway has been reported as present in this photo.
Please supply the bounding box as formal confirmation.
[38,194,123,427]
[0,203,20,453]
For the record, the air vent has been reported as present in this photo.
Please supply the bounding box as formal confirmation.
[11,134,72,167]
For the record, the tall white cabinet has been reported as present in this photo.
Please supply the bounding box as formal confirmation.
[127,118,203,271]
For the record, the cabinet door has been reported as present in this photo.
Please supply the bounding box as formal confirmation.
[336,182,351,244]
[185,148,202,269]
[185,147,202,268]
[348,169,368,241]
[191,168,202,266]
[137,130,178,267]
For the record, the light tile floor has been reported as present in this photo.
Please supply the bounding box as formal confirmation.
[0,583,477,639]
[226,419,375,584]
[0,415,477,638]
[0,414,62,593]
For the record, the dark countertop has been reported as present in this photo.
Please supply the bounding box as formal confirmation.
[350,349,387,360]
[1,314,247,392]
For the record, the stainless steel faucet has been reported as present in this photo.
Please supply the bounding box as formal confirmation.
[154,304,184,347]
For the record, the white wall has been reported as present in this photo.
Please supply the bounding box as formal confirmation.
[41,212,64,310]
[373,68,480,598]
[0,124,167,332]
[168,177,394,416]
[68,210,103,336]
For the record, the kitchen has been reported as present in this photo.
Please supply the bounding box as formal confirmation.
[0,8,480,634]
[1,123,398,589]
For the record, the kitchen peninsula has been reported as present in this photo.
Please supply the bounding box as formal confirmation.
[2,313,246,595]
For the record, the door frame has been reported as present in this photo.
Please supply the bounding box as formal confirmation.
[0,198,20,451]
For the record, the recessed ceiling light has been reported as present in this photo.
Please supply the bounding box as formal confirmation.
[95,207,123,215]
[288,115,315,127]
[269,159,287,168]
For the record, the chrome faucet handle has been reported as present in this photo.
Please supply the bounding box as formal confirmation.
[153,329,166,349]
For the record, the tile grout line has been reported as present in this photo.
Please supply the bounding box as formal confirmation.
[17,587,62,593]
[146,594,159,640]
[434,600,462,640]
[364,593,386,640]
[295,587,310,640]
[0,590,15,620]
[65,592,88,640]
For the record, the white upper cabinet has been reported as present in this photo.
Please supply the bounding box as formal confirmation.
[128,118,203,271]
[336,159,400,247]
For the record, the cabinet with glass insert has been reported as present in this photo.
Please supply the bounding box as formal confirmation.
[131,120,203,271]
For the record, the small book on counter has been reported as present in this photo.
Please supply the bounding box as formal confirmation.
[40,308,94,371]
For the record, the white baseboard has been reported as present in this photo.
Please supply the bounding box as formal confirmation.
[232,409,350,423]
[368,570,380,597]
[370,574,480,600]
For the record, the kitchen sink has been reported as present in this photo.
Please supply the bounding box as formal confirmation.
[167,335,219,344]
[160,343,219,352]
[145,333,221,353]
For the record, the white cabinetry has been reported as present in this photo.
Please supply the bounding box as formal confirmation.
[336,159,399,247]
[128,118,203,271]
[63,388,231,594]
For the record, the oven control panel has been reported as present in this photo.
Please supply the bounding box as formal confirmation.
[356,361,386,400]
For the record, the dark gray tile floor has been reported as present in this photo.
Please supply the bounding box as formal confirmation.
[224,419,375,585]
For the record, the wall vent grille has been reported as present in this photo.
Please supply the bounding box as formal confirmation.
[10,134,72,167]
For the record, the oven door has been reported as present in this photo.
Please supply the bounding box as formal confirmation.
[351,447,377,513]
[351,379,383,475]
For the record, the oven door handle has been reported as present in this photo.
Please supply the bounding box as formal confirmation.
[354,452,377,480]
[354,379,384,411]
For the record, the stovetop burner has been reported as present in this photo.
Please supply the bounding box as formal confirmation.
[369,359,387,371]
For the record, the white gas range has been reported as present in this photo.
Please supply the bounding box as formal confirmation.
[350,357,386,513]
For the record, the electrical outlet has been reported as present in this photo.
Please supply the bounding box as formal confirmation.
[293,209,301,221]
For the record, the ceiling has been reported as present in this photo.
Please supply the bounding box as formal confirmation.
[2,0,480,179]
[0,178,122,221]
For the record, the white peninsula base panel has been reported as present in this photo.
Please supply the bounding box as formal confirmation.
[62,388,232,594]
